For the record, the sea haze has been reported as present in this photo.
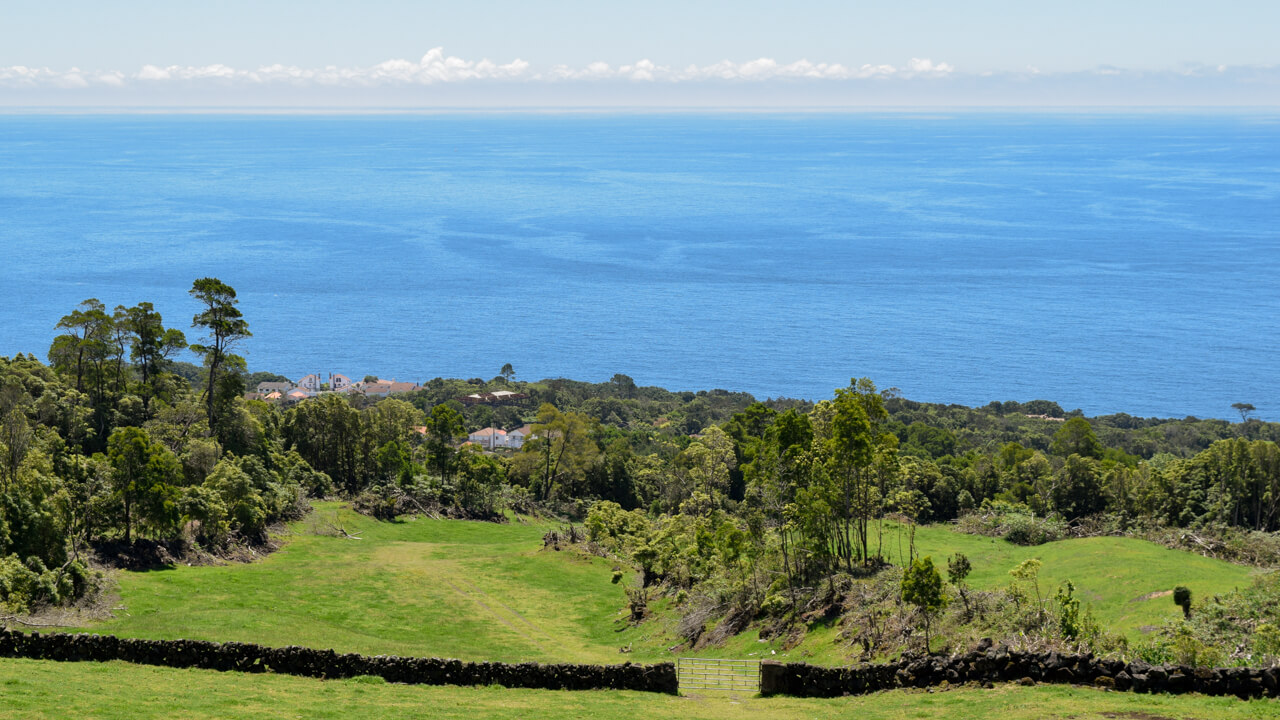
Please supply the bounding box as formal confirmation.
[0,112,1276,420]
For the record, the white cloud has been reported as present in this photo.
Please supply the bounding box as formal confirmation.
[2,50,1277,107]
[905,58,954,76]
[0,48,960,89]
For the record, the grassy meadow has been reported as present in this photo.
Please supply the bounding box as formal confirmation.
[65,501,1255,667]
[74,503,634,664]
[2,658,1276,720]
[9,502,1268,717]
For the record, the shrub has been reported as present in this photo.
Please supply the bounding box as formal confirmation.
[1135,624,1225,667]
[902,556,948,652]
[1254,623,1280,660]
[1173,585,1192,618]
[957,500,1066,545]
[0,553,89,613]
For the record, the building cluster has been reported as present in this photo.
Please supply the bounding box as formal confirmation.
[458,390,530,405]
[246,373,423,403]
[247,373,537,453]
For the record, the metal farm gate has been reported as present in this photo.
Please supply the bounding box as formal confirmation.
[676,658,761,693]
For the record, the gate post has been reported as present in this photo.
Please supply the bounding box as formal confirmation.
[760,660,784,696]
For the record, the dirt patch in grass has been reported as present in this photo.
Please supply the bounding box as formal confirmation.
[1133,589,1173,602]
[1102,712,1177,720]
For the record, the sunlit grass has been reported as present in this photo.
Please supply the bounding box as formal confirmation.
[71,502,1253,666]
[2,658,1276,720]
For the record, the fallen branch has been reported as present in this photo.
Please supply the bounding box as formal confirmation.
[0,614,75,629]
[395,493,441,520]
[316,515,363,540]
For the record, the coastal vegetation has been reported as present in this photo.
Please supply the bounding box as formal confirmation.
[1,278,1279,694]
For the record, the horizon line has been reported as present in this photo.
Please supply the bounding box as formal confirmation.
[2,104,1280,117]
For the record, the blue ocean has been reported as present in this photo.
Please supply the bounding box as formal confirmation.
[0,113,1276,420]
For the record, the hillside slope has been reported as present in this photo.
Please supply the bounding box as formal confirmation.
[70,502,1254,665]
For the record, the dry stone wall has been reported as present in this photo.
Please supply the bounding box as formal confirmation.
[6,630,1276,701]
[0,630,678,694]
[761,640,1280,700]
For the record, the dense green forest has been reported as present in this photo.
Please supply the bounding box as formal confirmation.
[2,278,1278,665]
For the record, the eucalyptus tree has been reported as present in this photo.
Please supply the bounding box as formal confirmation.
[822,378,895,570]
[188,278,251,433]
[48,298,116,406]
[744,407,813,609]
[122,301,187,413]
[529,403,600,501]
[423,403,466,484]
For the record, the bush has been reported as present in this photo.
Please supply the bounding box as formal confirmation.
[286,463,333,499]
[1003,514,1065,545]
[0,553,89,613]
[956,500,1066,545]
[1134,624,1226,667]
[585,501,650,553]
[1173,585,1192,618]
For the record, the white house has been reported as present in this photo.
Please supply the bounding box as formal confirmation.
[257,381,296,395]
[466,425,535,450]
[505,424,535,449]
[297,373,324,392]
[294,372,357,394]
[467,427,507,450]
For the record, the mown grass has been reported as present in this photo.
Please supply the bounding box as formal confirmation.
[2,658,1276,720]
[76,503,638,664]
[71,502,1254,666]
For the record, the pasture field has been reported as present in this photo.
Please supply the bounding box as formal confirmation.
[70,502,1254,665]
[1,658,1276,720]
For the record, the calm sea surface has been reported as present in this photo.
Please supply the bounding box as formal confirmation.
[0,113,1276,419]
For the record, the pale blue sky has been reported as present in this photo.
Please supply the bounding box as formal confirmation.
[2,1,1278,107]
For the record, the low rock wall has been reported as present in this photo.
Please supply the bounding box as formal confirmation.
[0,630,678,694]
[761,642,1279,700]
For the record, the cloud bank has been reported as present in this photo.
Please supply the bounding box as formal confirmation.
[1,48,1276,107]
[0,48,954,89]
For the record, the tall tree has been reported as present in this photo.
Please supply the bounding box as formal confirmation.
[123,302,187,413]
[107,426,182,543]
[189,278,251,433]
[745,408,813,611]
[529,403,600,500]
[423,403,466,484]
[0,380,32,490]
[48,298,103,392]
[1232,402,1257,423]
[109,305,135,397]
[823,378,893,569]
[49,298,116,406]
[1051,417,1103,459]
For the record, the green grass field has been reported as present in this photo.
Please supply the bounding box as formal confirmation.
[907,522,1254,637]
[1,658,1275,720]
[20,505,1272,717]
[69,502,1254,666]
[75,503,636,663]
